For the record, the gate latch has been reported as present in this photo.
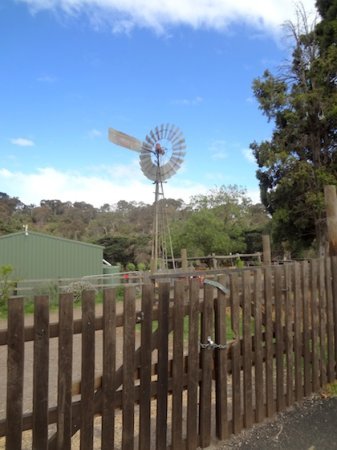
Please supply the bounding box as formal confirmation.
[200,336,228,350]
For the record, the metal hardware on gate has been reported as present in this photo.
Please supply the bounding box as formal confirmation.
[136,311,144,323]
[200,336,229,350]
[203,279,229,295]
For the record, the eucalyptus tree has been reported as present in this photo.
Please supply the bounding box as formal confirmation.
[250,2,337,256]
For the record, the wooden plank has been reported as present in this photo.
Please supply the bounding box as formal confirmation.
[199,283,214,448]
[319,258,327,387]
[230,272,242,434]
[32,295,50,450]
[294,262,303,401]
[156,282,170,450]
[274,265,284,412]
[311,259,320,392]
[302,261,311,396]
[122,286,136,450]
[101,288,116,450]
[57,293,73,450]
[186,278,200,450]
[284,264,294,407]
[242,270,253,428]
[264,266,274,417]
[254,269,264,423]
[80,290,95,450]
[332,256,337,379]
[325,258,335,382]
[172,279,185,450]
[214,275,228,440]
[6,297,24,450]
[139,284,154,450]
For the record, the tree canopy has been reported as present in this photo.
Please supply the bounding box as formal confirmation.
[0,186,269,267]
[250,1,337,256]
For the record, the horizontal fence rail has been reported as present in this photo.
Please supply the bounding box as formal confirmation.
[0,258,337,449]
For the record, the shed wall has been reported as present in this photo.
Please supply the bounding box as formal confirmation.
[0,232,103,280]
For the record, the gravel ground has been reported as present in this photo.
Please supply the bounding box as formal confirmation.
[212,395,337,450]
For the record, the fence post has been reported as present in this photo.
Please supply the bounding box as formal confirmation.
[262,234,271,265]
[324,185,337,256]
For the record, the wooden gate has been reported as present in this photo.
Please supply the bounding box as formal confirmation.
[2,259,337,449]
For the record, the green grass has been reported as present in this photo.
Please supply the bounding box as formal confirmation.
[0,285,126,320]
[321,381,337,397]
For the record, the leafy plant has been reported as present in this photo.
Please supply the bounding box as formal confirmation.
[0,265,16,304]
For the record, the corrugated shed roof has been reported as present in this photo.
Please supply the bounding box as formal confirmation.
[0,230,103,249]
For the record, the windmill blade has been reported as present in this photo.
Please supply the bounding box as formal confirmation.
[108,128,143,152]
[172,151,186,159]
[172,144,186,153]
[163,123,171,139]
[159,124,165,139]
[160,163,178,180]
[155,126,161,141]
[166,125,176,141]
[145,134,156,148]
[142,142,154,153]
[172,136,185,146]
[169,126,181,143]
[149,129,157,144]
[142,165,158,181]
[171,156,184,165]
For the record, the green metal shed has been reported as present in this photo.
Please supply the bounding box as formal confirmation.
[0,230,103,280]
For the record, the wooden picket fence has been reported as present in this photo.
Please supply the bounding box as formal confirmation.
[1,258,337,449]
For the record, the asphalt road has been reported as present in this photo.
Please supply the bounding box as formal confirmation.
[216,395,337,450]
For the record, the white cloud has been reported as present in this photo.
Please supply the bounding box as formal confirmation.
[0,166,211,207]
[209,139,227,160]
[171,96,203,106]
[18,0,317,36]
[88,128,102,138]
[242,148,255,163]
[37,74,57,83]
[10,138,35,147]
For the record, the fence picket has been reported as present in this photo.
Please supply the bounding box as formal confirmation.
[172,280,185,450]
[80,290,95,450]
[264,266,274,417]
[57,293,73,450]
[215,275,228,440]
[294,262,303,401]
[243,270,253,428]
[311,259,320,392]
[156,283,170,450]
[319,259,327,387]
[139,284,154,450]
[33,295,50,449]
[274,266,285,412]
[284,264,294,407]
[254,269,264,423]
[230,272,242,434]
[302,261,311,396]
[122,286,136,450]
[6,297,24,450]
[325,258,335,382]
[199,283,214,448]
[101,288,116,450]
[186,278,200,450]
[332,257,337,379]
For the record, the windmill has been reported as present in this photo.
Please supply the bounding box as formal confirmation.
[108,124,186,272]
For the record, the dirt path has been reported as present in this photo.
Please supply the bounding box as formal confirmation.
[0,301,139,419]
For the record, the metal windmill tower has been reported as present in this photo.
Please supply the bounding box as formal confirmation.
[108,124,186,272]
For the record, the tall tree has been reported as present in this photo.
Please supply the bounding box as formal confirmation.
[250,2,337,256]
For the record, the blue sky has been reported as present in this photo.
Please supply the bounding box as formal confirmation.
[1,0,317,208]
